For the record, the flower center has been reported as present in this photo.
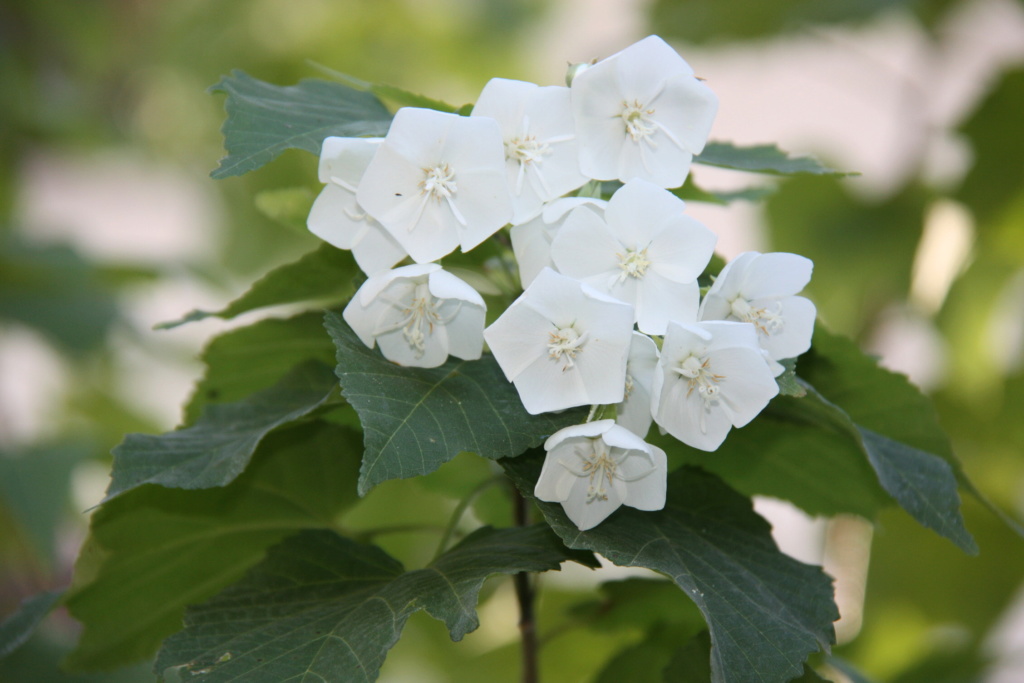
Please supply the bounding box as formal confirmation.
[398,282,445,357]
[576,439,618,503]
[621,100,657,143]
[506,135,550,166]
[672,353,725,434]
[548,325,588,371]
[415,162,467,227]
[616,247,652,283]
[729,297,784,337]
[623,373,635,400]
[420,163,457,200]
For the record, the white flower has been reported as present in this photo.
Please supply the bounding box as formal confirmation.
[699,251,816,376]
[651,320,779,451]
[510,196,606,289]
[535,419,667,530]
[356,107,513,264]
[343,263,486,368]
[549,178,716,334]
[570,35,718,188]
[471,78,589,225]
[615,332,659,438]
[484,268,634,415]
[307,137,408,275]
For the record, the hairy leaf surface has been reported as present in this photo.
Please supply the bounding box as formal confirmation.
[155,525,594,682]
[326,311,586,494]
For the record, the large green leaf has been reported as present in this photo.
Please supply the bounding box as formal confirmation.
[657,392,892,519]
[210,70,392,179]
[695,142,848,176]
[184,311,338,424]
[105,361,338,501]
[325,311,587,494]
[64,421,362,671]
[157,244,359,329]
[0,590,63,660]
[155,525,595,682]
[505,457,839,683]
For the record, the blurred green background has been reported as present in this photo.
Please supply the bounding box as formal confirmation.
[1,0,1022,681]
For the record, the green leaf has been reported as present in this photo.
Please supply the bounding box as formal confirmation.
[570,578,704,634]
[859,428,978,554]
[325,310,587,494]
[505,457,839,683]
[155,525,591,682]
[64,422,362,671]
[656,392,892,519]
[596,624,697,683]
[0,590,63,660]
[157,244,359,329]
[671,176,776,205]
[185,311,338,424]
[307,62,461,113]
[210,70,392,179]
[695,141,850,176]
[798,326,978,552]
[776,358,806,397]
[105,361,338,501]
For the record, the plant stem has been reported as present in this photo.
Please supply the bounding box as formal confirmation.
[512,485,539,683]
[432,475,502,560]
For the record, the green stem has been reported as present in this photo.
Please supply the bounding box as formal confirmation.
[433,475,503,559]
[512,485,539,683]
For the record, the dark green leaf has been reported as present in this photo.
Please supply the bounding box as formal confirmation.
[0,590,63,660]
[661,630,713,683]
[671,176,776,205]
[505,457,839,683]
[156,244,358,329]
[656,391,891,519]
[105,361,338,501]
[325,310,587,494]
[210,70,392,179]
[695,142,849,176]
[859,428,977,554]
[307,63,461,113]
[184,311,338,424]
[155,525,590,682]
[64,422,362,671]
[570,578,704,633]
[596,624,696,683]
[797,326,978,552]
[776,358,806,397]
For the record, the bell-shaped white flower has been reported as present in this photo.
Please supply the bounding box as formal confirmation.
[472,78,589,225]
[615,332,659,438]
[356,107,513,264]
[307,137,407,275]
[652,320,779,451]
[535,419,667,531]
[549,178,716,334]
[510,196,606,289]
[699,251,816,376]
[343,263,486,368]
[570,35,718,188]
[484,268,634,415]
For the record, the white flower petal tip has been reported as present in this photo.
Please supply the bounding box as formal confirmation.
[472,78,589,225]
[615,332,660,438]
[651,321,780,452]
[307,137,408,275]
[535,419,667,530]
[550,178,716,334]
[699,251,816,364]
[570,35,719,188]
[343,264,486,368]
[483,268,634,415]
[356,107,514,264]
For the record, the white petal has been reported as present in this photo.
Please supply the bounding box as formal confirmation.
[307,184,362,250]
[740,252,814,299]
[621,446,667,511]
[318,137,382,187]
[635,273,698,335]
[349,219,408,275]
[756,295,816,361]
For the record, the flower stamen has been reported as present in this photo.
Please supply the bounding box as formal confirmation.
[672,354,725,434]
[729,297,784,337]
[616,247,652,283]
[548,325,588,371]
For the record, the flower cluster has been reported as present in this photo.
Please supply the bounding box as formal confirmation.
[313,35,816,530]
